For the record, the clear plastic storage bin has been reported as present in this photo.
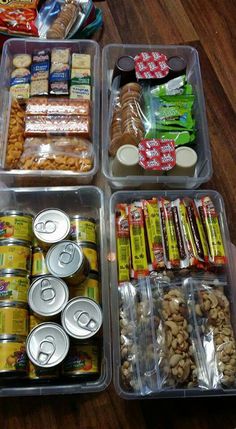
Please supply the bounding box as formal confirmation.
[102,44,212,189]
[0,186,111,397]
[109,190,236,398]
[0,39,100,187]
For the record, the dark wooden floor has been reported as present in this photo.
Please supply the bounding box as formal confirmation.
[1,1,236,428]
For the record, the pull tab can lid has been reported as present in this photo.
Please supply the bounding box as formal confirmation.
[28,276,69,317]
[61,297,103,339]
[26,322,70,368]
[33,209,70,244]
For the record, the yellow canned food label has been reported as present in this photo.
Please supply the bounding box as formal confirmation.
[81,246,98,272]
[0,307,28,336]
[70,277,99,303]
[0,276,29,303]
[70,218,96,244]
[0,215,33,242]
[31,250,49,277]
[0,341,27,373]
[62,344,99,375]
[29,361,59,380]
[29,313,44,330]
[0,245,31,273]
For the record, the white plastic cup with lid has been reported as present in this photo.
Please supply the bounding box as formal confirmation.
[167,147,197,177]
[112,144,143,177]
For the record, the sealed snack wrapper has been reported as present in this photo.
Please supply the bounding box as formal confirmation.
[196,196,227,265]
[115,204,131,283]
[142,198,164,269]
[183,198,209,265]
[127,203,149,278]
[160,198,180,269]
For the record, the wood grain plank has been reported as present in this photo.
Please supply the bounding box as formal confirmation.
[107,0,198,44]
[189,41,236,243]
[0,386,147,429]
[182,0,236,108]
[93,1,122,46]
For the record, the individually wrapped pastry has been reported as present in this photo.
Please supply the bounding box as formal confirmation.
[26,98,91,116]
[25,115,91,138]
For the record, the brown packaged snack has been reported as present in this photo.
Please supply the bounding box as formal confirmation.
[25,115,91,138]
[26,98,90,116]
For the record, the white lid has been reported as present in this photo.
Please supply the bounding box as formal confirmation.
[116,145,139,166]
[176,147,197,168]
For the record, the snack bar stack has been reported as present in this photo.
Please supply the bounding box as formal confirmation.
[10,54,32,99]
[50,48,71,96]
[70,53,91,100]
[30,49,50,97]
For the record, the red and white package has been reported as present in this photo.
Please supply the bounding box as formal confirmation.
[134,51,169,80]
[138,138,176,171]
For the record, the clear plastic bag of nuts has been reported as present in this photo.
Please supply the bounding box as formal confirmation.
[186,276,236,388]
[155,280,203,389]
[119,278,162,395]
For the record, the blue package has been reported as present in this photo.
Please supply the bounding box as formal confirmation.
[50,69,70,82]
[31,61,50,74]
[10,75,31,86]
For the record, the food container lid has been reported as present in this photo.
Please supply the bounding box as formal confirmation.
[28,276,69,317]
[46,241,84,278]
[33,209,70,244]
[117,145,139,167]
[175,147,197,168]
[26,322,70,368]
[61,297,102,339]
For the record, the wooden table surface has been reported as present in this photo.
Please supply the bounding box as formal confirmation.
[1,1,236,428]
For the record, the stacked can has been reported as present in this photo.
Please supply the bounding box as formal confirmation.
[0,211,33,377]
[24,208,103,380]
[70,216,100,304]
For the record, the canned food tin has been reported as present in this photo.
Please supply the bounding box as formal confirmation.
[31,247,49,277]
[33,209,70,247]
[62,341,99,377]
[26,322,70,368]
[0,274,30,303]
[0,336,28,376]
[0,302,28,337]
[61,297,102,340]
[0,241,32,275]
[79,242,98,273]
[70,272,99,303]
[70,216,97,245]
[28,276,69,318]
[30,312,46,330]
[0,211,33,243]
[46,241,90,285]
[29,361,59,380]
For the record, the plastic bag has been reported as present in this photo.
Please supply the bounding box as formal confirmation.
[188,277,236,388]
[19,144,94,172]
